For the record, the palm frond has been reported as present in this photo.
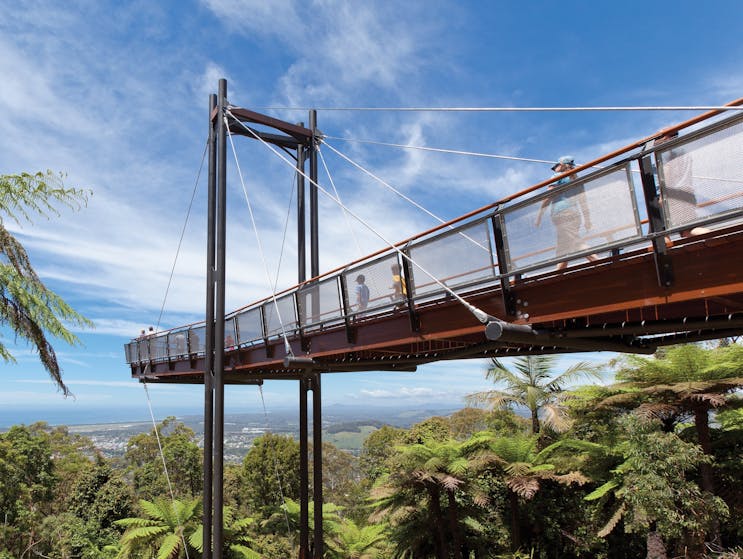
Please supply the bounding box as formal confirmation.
[584,480,619,501]
[597,503,626,538]
[439,474,463,491]
[540,403,572,433]
[229,544,262,559]
[552,471,589,486]
[119,525,168,545]
[188,528,203,552]
[138,499,168,523]
[507,476,540,499]
[155,533,181,559]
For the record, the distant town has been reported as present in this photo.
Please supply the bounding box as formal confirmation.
[48,405,460,462]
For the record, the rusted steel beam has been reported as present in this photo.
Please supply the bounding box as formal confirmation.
[227,123,301,148]
[511,234,743,324]
[226,107,314,143]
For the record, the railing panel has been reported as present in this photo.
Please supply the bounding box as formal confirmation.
[124,342,134,363]
[344,253,401,314]
[137,339,150,362]
[168,329,190,358]
[298,277,342,330]
[408,219,496,297]
[263,293,298,338]
[149,334,168,361]
[236,307,263,345]
[657,116,743,231]
[224,317,237,349]
[189,325,206,354]
[503,165,641,272]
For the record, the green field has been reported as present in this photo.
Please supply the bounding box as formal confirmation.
[323,425,378,452]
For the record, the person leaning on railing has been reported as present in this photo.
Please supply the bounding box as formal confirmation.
[535,155,599,271]
[390,263,407,310]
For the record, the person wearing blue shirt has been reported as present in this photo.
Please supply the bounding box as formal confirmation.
[354,274,370,311]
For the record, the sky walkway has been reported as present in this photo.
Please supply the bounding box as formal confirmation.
[125,105,743,384]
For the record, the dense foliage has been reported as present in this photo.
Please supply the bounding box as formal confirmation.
[0,344,741,558]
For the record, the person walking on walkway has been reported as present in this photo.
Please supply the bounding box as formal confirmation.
[535,156,599,270]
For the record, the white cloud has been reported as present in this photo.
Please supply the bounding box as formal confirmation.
[200,0,304,39]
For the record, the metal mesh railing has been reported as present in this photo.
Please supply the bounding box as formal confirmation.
[657,118,743,232]
[236,307,263,345]
[408,219,497,298]
[344,253,401,315]
[297,276,343,330]
[263,293,298,338]
[502,164,641,272]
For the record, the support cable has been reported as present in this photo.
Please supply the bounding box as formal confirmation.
[155,140,209,329]
[137,140,208,559]
[318,147,364,257]
[143,381,192,559]
[322,140,490,253]
[324,135,628,181]
[257,385,292,537]
[254,105,743,113]
[225,118,296,357]
[225,110,491,325]
[271,174,298,295]
[322,140,448,226]
[323,135,554,165]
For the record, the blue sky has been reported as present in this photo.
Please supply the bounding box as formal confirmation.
[1,0,742,427]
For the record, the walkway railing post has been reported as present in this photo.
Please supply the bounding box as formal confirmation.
[203,92,217,559]
[638,154,674,287]
[491,213,517,316]
[213,78,228,559]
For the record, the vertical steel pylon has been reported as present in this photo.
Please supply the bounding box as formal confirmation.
[203,79,322,559]
[204,78,228,559]
[202,91,217,559]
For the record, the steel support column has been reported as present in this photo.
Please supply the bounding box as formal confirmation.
[213,78,228,559]
[298,113,311,559]
[299,376,310,558]
[311,372,323,559]
[202,93,217,559]
[308,110,323,557]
